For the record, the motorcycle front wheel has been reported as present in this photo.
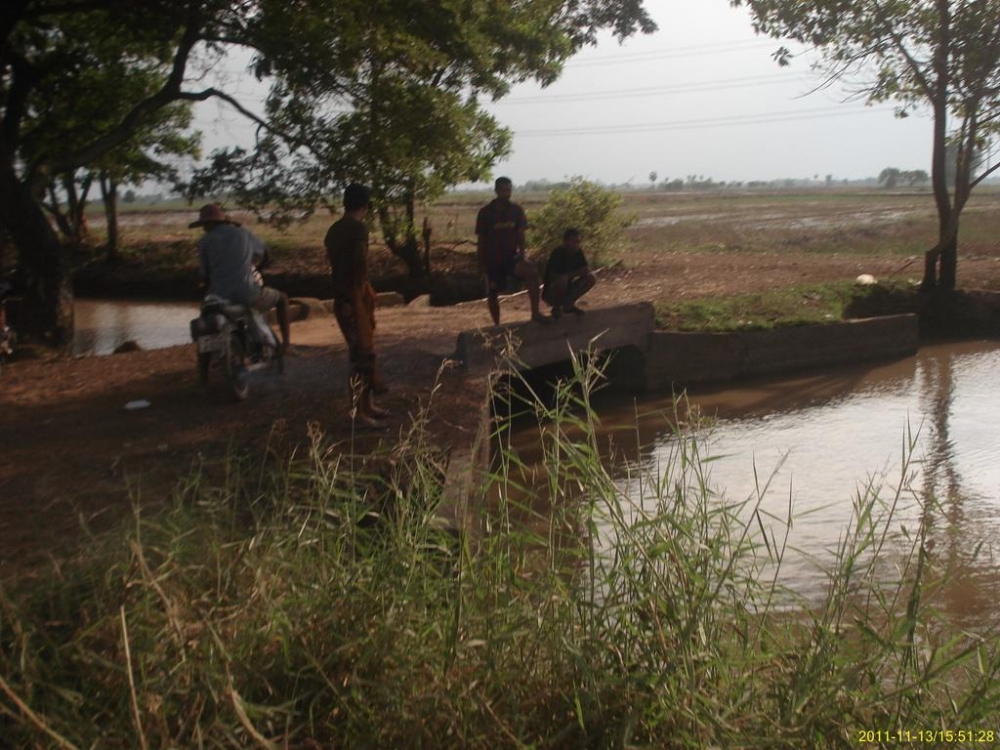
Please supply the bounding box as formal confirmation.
[197,352,211,385]
[225,333,250,402]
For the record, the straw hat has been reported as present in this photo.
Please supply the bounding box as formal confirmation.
[189,204,240,228]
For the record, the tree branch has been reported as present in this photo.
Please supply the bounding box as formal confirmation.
[43,14,203,173]
[970,160,1000,190]
[873,0,935,99]
[173,87,309,151]
[0,52,41,162]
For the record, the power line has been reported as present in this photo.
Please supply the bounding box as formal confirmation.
[565,39,779,66]
[515,105,880,136]
[496,73,806,104]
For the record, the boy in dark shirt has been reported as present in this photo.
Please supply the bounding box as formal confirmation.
[475,176,547,326]
[542,228,596,317]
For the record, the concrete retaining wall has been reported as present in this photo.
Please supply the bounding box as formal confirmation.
[456,302,655,373]
[436,373,493,535]
[643,314,919,390]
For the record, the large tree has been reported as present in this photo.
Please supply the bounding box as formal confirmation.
[188,59,514,280]
[2,1,226,345]
[731,0,1000,291]
[188,0,657,281]
[2,0,654,346]
[25,78,201,256]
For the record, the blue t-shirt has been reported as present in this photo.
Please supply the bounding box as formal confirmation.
[197,224,266,304]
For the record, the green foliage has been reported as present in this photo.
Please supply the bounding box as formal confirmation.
[182,0,654,276]
[3,0,655,336]
[13,9,200,243]
[1,359,999,747]
[530,178,635,266]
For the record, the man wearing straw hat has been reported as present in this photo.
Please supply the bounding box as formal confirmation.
[190,203,290,352]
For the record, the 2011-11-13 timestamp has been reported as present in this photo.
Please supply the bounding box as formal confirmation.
[857,729,996,744]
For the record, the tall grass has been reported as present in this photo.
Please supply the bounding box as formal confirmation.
[2,358,999,748]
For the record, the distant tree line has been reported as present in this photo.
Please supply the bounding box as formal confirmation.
[518,173,945,194]
[878,168,930,188]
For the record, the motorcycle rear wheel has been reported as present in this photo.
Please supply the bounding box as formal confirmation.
[197,352,211,385]
[225,333,250,402]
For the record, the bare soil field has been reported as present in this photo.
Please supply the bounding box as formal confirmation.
[4,189,1000,576]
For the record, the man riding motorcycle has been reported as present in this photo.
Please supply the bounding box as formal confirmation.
[191,203,290,352]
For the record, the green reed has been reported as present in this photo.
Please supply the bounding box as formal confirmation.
[1,357,998,748]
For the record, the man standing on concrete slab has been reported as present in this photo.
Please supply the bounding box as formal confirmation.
[542,228,596,318]
[324,183,388,426]
[475,176,548,327]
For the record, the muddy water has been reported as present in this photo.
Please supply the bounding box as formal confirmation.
[507,340,1000,626]
[73,299,197,355]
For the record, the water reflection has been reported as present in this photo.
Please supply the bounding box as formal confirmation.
[916,342,1000,625]
[73,299,197,355]
[506,340,1000,627]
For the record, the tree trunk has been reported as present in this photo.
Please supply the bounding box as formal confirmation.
[376,202,423,281]
[922,125,953,292]
[922,247,939,290]
[47,182,75,241]
[1,160,74,347]
[389,236,423,280]
[940,233,957,290]
[61,172,87,250]
[422,216,432,275]
[100,172,120,262]
[75,172,93,250]
[921,0,953,294]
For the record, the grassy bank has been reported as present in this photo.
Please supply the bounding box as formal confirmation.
[2,364,998,748]
[654,280,922,332]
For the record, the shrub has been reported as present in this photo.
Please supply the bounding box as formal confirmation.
[530,177,635,267]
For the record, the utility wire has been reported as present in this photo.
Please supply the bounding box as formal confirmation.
[566,39,779,66]
[495,73,806,104]
[516,105,880,136]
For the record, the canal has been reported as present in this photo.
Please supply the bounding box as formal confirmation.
[504,339,1000,627]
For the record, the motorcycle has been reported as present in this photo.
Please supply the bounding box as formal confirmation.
[189,294,283,402]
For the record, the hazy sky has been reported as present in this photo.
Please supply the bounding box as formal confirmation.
[482,0,932,185]
[195,0,933,187]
